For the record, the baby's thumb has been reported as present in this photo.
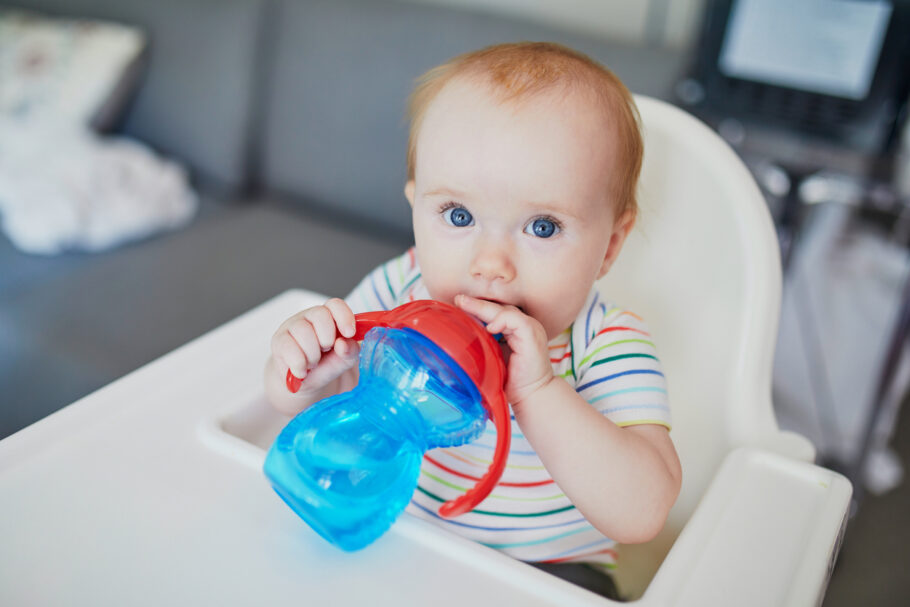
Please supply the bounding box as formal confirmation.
[296,338,360,394]
[333,337,361,365]
[320,337,361,376]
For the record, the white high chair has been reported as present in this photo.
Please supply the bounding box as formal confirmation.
[0,96,851,607]
[597,96,852,602]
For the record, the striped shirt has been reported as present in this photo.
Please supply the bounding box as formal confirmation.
[346,249,671,565]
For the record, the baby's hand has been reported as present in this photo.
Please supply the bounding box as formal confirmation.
[455,294,554,406]
[270,298,360,395]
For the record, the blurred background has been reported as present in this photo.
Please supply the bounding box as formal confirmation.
[1,0,908,604]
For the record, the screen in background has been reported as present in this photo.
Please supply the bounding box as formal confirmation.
[719,0,892,100]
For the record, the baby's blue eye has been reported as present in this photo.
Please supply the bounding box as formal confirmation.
[526,218,559,238]
[444,206,474,227]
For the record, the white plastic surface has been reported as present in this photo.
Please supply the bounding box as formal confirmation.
[0,290,609,607]
[601,96,822,596]
[645,448,851,607]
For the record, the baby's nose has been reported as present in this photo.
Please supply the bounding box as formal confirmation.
[470,240,516,283]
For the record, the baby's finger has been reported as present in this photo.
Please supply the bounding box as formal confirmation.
[272,330,308,379]
[324,298,356,339]
[484,306,527,335]
[299,338,361,389]
[333,337,361,364]
[287,319,323,370]
[301,306,337,352]
[455,294,504,323]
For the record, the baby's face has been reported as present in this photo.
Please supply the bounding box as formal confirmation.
[406,78,631,339]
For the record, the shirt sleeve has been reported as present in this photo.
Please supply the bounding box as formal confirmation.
[344,248,418,314]
[572,304,671,430]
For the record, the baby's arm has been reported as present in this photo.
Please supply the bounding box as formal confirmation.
[457,295,681,544]
[264,298,362,416]
[511,378,681,544]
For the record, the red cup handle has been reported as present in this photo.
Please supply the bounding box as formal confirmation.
[285,370,303,393]
[437,391,510,517]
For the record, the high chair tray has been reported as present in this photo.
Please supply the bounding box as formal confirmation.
[0,290,607,607]
[0,290,850,606]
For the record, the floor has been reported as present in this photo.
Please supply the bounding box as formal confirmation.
[823,392,910,606]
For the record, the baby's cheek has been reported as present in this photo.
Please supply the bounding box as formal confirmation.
[537,306,577,341]
[537,274,595,337]
[415,249,451,298]
[422,275,457,305]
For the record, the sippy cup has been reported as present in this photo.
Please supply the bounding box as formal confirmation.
[263,300,511,551]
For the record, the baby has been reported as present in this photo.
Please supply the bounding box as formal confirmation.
[265,42,681,574]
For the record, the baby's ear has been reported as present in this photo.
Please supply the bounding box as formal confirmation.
[597,210,636,278]
[404,180,416,207]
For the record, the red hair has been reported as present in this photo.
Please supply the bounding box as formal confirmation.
[406,42,643,220]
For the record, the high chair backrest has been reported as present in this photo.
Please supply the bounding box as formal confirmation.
[597,97,810,589]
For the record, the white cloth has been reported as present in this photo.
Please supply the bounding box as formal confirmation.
[0,117,197,254]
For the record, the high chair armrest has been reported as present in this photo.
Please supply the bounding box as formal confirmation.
[759,430,818,463]
[642,448,851,607]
